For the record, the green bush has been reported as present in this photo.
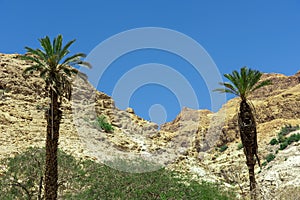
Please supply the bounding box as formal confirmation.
[94,115,114,133]
[278,135,287,143]
[278,124,300,137]
[277,133,300,150]
[219,145,228,152]
[287,133,300,144]
[287,136,294,145]
[269,138,279,145]
[265,153,275,163]
[262,161,267,167]
[237,143,243,150]
[275,125,300,151]
[279,141,289,150]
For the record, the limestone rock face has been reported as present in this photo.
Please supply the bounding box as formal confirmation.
[159,72,300,199]
[257,134,300,199]
[1,53,300,198]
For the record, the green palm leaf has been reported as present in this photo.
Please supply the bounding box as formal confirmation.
[39,36,53,56]
[61,53,86,67]
[251,79,272,92]
[53,34,62,54]
[59,39,76,61]
[21,55,47,69]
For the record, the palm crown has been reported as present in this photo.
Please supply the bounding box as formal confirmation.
[21,34,91,100]
[214,67,272,101]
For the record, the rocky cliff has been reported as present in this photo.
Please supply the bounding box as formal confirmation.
[1,53,300,199]
[160,71,300,198]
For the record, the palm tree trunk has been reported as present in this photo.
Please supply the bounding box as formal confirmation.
[45,89,62,200]
[238,100,258,200]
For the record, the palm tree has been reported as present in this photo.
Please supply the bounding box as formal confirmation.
[214,67,271,199]
[21,35,91,199]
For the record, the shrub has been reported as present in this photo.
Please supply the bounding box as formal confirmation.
[262,161,267,166]
[269,138,278,145]
[278,135,287,143]
[287,136,294,145]
[278,124,300,137]
[94,115,114,133]
[287,133,300,144]
[219,145,228,152]
[237,143,243,150]
[279,141,288,150]
[265,153,275,163]
[278,133,300,150]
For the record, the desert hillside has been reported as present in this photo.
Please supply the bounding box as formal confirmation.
[1,53,300,199]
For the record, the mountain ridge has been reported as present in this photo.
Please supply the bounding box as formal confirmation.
[1,53,300,199]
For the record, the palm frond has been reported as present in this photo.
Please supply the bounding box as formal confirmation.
[39,69,49,79]
[224,73,239,91]
[248,70,261,90]
[77,61,92,69]
[251,79,272,92]
[53,34,63,55]
[39,36,53,56]
[24,47,47,61]
[58,39,76,61]
[62,68,72,77]
[240,67,248,95]
[220,82,239,95]
[213,88,239,96]
[21,55,48,70]
[61,53,86,66]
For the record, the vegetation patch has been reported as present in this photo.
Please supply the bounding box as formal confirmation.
[237,143,243,150]
[261,161,267,167]
[219,145,228,152]
[0,147,236,200]
[264,124,300,166]
[269,138,278,145]
[265,153,276,163]
[93,115,114,133]
[268,124,300,151]
[278,124,299,136]
[279,141,289,150]
[287,133,300,144]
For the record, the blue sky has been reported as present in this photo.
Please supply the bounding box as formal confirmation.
[1,1,300,124]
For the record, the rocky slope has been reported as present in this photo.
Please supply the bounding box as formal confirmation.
[160,70,300,199]
[160,70,300,198]
[1,53,300,199]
